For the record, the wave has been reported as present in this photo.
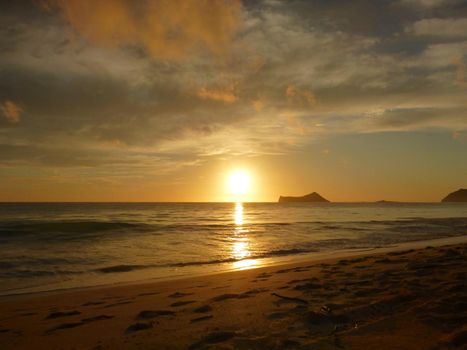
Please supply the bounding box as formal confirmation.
[0,217,467,238]
[0,269,84,278]
[1,216,466,280]
[94,264,151,273]
[0,221,154,241]
[93,244,341,274]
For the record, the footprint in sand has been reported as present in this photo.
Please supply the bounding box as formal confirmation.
[82,301,105,306]
[168,292,194,298]
[45,315,114,334]
[128,308,185,333]
[170,300,196,307]
[211,293,242,302]
[82,315,114,322]
[103,301,132,308]
[136,310,175,320]
[45,310,81,319]
[137,291,161,297]
[441,329,467,348]
[125,322,152,333]
[275,268,294,274]
[46,322,83,333]
[190,315,213,323]
[20,312,37,316]
[293,281,322,292]
[193,305,212,313]
[211,289,268,302]
[267,311,289,320]
[190,331,236,349]
[271,292,308,305]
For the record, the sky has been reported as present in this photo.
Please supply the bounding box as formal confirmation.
[0,0,466,202]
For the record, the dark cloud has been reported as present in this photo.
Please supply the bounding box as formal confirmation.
[368,107,467,130]
[0,0,466,174]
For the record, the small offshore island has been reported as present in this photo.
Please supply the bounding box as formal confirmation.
[441,188,467,202]
[278,192,330,203]
[278,189,467,203]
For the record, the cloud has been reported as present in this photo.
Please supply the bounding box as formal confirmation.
[452,56,466,84]
[411,18,467,38]
[196,86,237,103]
[365,107,467,131]
[0,100,23,123]
[452,129,467,141]
[37,0,242,59]
[1,0,467,174]
[423,41,467,68]
[399,0,456,9]
[286,85,316,107]
[251,98,265,112]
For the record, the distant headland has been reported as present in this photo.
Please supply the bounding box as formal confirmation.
[441,189,467,202]
[278,192,330,203]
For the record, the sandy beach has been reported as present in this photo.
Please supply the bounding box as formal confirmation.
[3,1,467,349]
[1,241,466,350]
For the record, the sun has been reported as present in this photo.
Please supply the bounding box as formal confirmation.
[228,170,251,196]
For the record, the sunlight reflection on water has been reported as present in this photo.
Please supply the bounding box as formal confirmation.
[231,202,260,270]
[234,202,243,226]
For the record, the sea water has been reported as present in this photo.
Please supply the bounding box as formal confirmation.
[0,202,466,295]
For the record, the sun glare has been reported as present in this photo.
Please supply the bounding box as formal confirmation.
[228,170,251,196]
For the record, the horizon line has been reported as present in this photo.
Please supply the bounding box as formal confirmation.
[0,200,453,204]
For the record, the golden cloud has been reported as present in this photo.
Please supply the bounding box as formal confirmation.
[453,130,467,142]
[38,0,242,59]
[286,85,316,106]
[0,100,23,123]
[251,98,265,112]
[452,56,465,84]
[196,87,237,103]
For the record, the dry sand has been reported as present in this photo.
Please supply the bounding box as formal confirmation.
[0,242,466,349]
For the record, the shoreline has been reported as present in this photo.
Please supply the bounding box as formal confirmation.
[1,238,466,349]
[2,234,467,300]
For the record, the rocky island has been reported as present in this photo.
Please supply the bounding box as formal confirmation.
[441,188,467,202]
[278,192,330,203]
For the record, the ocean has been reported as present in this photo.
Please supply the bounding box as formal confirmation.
[0,202,466,295]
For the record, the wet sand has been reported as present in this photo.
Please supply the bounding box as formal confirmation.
[0,242,466,349]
